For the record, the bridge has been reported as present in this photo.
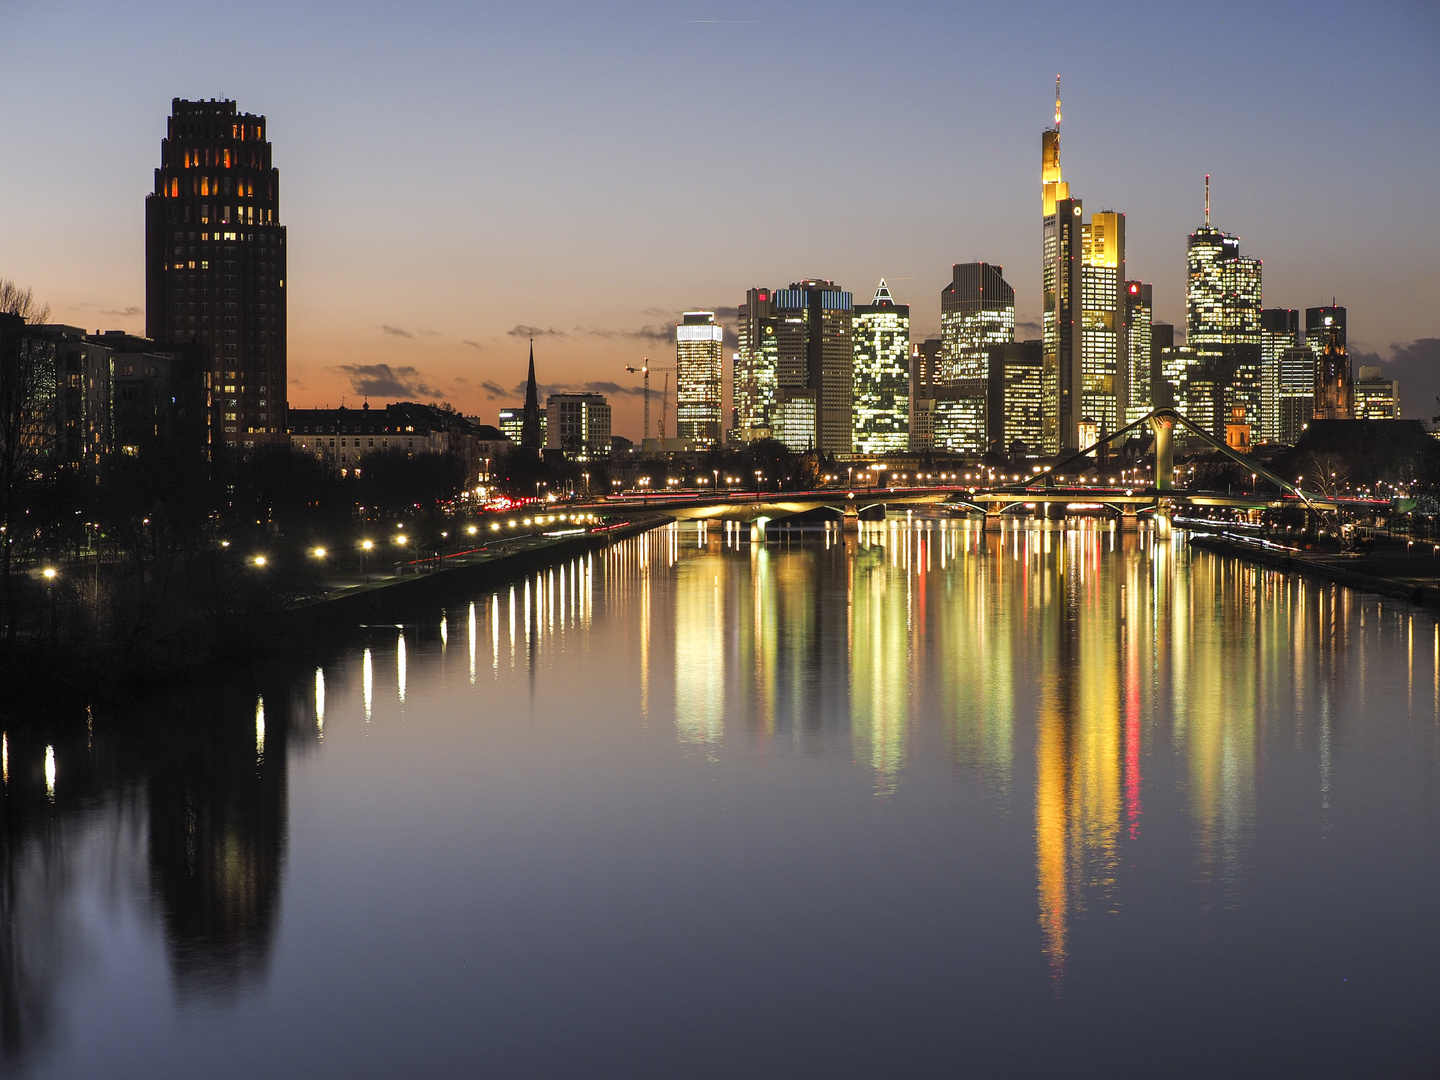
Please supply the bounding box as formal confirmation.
[581,410,1390,536]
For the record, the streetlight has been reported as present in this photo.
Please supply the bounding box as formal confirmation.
[252,556,267,567]
[311,547,327,559]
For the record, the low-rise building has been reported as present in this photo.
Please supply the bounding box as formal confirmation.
[289,401,484,484]
[544,393,611,461]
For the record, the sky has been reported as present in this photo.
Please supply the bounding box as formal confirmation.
[1,0,1438,437]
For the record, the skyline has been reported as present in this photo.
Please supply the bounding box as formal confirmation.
[2,0,1437,437]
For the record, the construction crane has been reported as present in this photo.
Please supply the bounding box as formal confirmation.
[624,360,676,443]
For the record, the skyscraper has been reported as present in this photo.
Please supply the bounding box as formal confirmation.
[940,263,1015,381]
[1260,308,1300,442]
[734,287,778,441]
[1041,78,1080,453]
[1184,178,1262,438]
[773,280,854,455]
[1276,346,1317,444]
[1124,282,1152,424]
[1040,81,1125,450]
[675,311,723,448]
[852,281,910,454]
[145,98,286,448]
[1354,366,1400,420]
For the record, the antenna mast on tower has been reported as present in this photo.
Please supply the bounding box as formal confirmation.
[1205,174,1211,227]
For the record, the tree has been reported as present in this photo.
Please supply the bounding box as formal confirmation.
[0,280,53,644]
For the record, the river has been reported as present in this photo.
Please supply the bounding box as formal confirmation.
[2,519,1438,1077]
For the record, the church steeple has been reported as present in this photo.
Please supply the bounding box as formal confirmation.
[521,338,542,450]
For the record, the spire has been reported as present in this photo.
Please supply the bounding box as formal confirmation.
[872,278,894,306]
[1054,74,1062,129]
[1205,174,1210,227]
[521,338,541,450]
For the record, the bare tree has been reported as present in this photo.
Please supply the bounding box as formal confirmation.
[0,278,54,643]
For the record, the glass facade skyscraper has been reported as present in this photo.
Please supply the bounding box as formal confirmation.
[940,263,1015,382]
[734,287,779,441]
[675,311,723,448]
[852,280,910,454]
[145,98,287,448]
[1124,282,1152,425]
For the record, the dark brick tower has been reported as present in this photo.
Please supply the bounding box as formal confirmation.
[145,98,287,447]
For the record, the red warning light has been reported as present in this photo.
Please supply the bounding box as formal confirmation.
[1129,284,1139,294]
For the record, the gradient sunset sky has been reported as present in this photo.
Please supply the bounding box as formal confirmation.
[2,0,1437,437]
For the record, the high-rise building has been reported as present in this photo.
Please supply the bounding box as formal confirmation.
[852,281,910,454]
[545,393,611,460]
[1150,323,1176,406]
[1305,304,1346,356]
[1040,82,1125,450]
[1124,282,1152,425]
[1186,179,1262,348]
[1313,327,1353,421]
[773,280,854,455]
[675,311,723,448]
[940,263,1015,381]
[987,340,1045,454]
[145,98,286,448]
[1260,308,1300,442]
[1081,211,1126,438]
[1041,79,1079,453]
[1354,366,1400,420]
[909,338,941,451]
[734,287,778,441]
[1276,346,1316,444]
[1184,179,1262,437]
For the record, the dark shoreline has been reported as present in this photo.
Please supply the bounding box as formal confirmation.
[1187,533,1439,607]
[0,517,668,713]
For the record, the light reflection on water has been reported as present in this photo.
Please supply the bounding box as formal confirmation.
[3,519,1440,1077]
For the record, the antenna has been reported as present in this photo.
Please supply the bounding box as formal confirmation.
[1205,174,1210,227]
[1054,75,1062,128]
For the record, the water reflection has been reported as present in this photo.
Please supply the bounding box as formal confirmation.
[0,672,301,1068]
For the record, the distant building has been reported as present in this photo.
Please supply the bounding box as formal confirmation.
[675,311,723,448]
[774,280,854,455]
[498,407,545,446]
[1305,304,1346,356]
[1186,179,1262,349]
[289,401,483,483]
[1313,327,1353,421]
[1150,323,1175,407]
[1354,365,1399,420]
[926,382,988,456]
[1276,346,1317,445]
[1124,282,1152,425]
[734,287,778,441]
[852,280,910,454]
[545,393,611,461]
[940,263,1015,382]
[145,98,287,448]
[1260,308,1300,441]
[987,340,1045,454]
[909,337,942,450]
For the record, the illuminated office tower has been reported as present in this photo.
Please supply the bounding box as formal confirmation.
[1313,327,1353,420]
[987,340,1045,453]
[773,280,854,454]
[940,263,1015,381]
[545,393,611,461]
[1259,308,1300,442]
[1276,346,1316,444]
[1305,304,1346,355]
[1354,366,1399,420]
[1150,322,1175,405]
[146,98,286,448]
[675,311,723,448]
[1080,211,1126,438]
[909,338,941,450]
[852,280,910,454]
[1186,179,1262,348]
[928,386,988,455]
[1041,78,1079,452]
[1123,282,1152,425]
[734,287,778,440]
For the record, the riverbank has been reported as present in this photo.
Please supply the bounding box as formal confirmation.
[1188,532,1440,607]
[277,515,669,635]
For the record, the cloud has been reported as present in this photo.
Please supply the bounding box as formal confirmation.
[101,305,142,317]
[576,323,674,344]
[507,324,566,338]
[417,328,442,338]
[462,339,483,350]
[337,363,443,399]
[1351,338,1440,421]
[574,380,646,397]
[479,380,520,399]
[380,325,414,338]
[1016,318,1043,337]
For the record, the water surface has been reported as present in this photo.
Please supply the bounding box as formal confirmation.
[4,520,1438,1077]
